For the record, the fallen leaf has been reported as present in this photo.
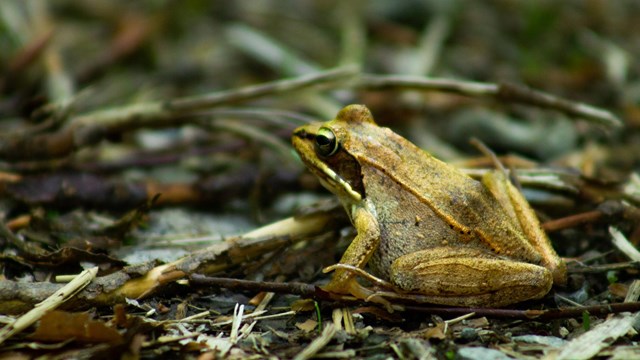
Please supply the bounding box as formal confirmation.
[29,310,122,344]
[295,319,317,333]
[608,283,628,298]
[422,324,446,340]
[463,317,490,328]
[291,299,315,312]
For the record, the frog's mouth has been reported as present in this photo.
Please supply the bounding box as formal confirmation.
[292,128,362,202]
[313,162,362,202]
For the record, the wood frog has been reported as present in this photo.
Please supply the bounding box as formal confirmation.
[292,105,566,307]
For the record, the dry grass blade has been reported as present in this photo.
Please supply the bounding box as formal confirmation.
[293,323,337,360]
[624,280,640,303]
[225,24,320,75]
[609,226,640,261]
[548,312,640,360]
[0,266,98,344]
[443,312,476,335]
[229,304,244,344]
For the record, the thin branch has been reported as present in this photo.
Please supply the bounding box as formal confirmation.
[166,65,356,112]
[0,66,358,162]
[188,275,640,320]
[190,274,332,300]
[404,302,640,320]
[357,74,622,128]
[359,74,499,96]
[568,261,640,274]
[496,82,621,128]
[542,210,605,232]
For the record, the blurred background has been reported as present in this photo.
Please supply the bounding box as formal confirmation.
[0,0,638,239]
[2,1,636,153]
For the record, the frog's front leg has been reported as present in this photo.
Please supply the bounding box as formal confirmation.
[389,247,553,307]
[323,204,380,299]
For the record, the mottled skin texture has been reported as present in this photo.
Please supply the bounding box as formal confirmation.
[292,105,566,307]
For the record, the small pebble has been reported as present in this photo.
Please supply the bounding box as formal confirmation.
[459,327,478,342]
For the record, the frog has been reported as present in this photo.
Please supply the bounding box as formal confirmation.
[291,105,567,307]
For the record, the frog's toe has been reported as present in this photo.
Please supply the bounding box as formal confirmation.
[349,282,394,312]
[321,281,350,295]
[323,278,395,311]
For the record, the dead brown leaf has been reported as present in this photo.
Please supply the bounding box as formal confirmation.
[295,318,318,333]
[29,310,122,344]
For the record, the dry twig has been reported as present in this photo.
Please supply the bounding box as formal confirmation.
[0,212,340,314]
[0,266,98,344]
[358,74,622,127]
[0,66,358,161]
[189,275,640,320]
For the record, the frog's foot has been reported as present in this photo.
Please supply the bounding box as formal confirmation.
[323,264,397,312]
[323,264,396,291]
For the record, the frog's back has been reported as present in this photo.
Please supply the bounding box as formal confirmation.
[352,125,544,277]
[362,163,478,279]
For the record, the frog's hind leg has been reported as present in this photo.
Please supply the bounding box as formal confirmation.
[389,247,553,307]
[481,170,567,286]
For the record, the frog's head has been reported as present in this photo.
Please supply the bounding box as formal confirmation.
[292,105,376,205]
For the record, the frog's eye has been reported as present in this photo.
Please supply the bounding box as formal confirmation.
[315,127,339,157]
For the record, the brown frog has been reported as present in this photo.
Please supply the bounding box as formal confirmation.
[292,105,566,307]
